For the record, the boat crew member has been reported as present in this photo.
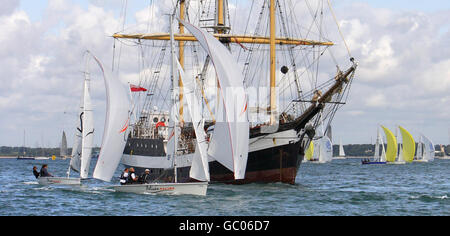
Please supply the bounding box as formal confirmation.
[32,166,40,179]
[39,164,53,177]
[119,168,129,185]
[128,167,139,184]
[139,169,151,184]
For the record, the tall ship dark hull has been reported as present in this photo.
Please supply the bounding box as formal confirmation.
[122,127,306,185]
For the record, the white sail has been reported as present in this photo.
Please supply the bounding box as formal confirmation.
[380,137,387,162]
[175,59,210,182]
[416,135,423,160]
[60,131,68,157]
[92,53,131,182]
[338,139,345,157]
[70,88,84,173]
[421,134,435,161]
[374,128,382,161]
[319,136,333,163]
[398,144,405,162]
[80,78,94,179]
[180,19,249,180]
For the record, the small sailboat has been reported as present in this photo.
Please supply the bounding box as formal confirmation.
[304,141,314,162]
[380,125,398,164]
[308,136,333,163]
[59,131,68,159]
[362,126,387,165]
[398,126,415,163]
[17,130,35,160]
[333,139,346,160]
[437,144,450,159]
[38,54,95,186]
[414,134,435,162]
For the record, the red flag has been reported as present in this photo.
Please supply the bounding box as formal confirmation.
[130,84,147,92]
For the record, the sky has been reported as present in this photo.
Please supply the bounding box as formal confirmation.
[0,0,449,147]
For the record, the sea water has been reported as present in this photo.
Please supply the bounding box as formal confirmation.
[0,158,448,216]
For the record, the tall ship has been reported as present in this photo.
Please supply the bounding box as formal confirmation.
[112,0,357,184]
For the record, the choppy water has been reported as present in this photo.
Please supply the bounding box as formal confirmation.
[0,158,448,216]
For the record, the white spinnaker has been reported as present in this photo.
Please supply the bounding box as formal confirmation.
[319,136,333,163]
[80,79,94,179]
[175,59,210,181]
[422,134,435,161]
[180,19,249,180]
[70,87,84,173]
[91,54,131,182]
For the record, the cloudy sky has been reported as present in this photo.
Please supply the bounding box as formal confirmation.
[0,0,449,148]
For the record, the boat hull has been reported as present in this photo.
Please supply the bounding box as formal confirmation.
[112,182,208,196]
[361,161,386,165]
[37,177,81,186]
[121,131,304,185]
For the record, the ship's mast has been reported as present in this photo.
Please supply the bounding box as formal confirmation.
[269,0,276,125]
[170,14,179,183]
[178,0,185,124]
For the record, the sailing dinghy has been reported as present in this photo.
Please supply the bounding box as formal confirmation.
[362,126,387,165]
[333,139,346,160]
[414,134,435,162]
[37,53,96,186]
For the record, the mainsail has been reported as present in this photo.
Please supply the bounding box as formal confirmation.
[176,58,210,181]
[179,19,249,180]
[381,126,398,163]
[398,126,415,163]
[70,82,84,173]
[80,78,94,179]
[338,139,345,157]
[92,53,131,182]
[60,131,68,157]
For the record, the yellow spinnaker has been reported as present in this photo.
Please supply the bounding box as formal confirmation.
[399,126,415,163]
[305,141,314,161]
[381,126,398,162]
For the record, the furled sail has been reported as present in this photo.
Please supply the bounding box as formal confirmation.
[381,126,398,163]
[175,58,210,182]
[398,126,415,163]
[421,134,435,161]
[179,19,249,180]
[60,131,68,157]
[80,78,94,179]
[92,53,131,182]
